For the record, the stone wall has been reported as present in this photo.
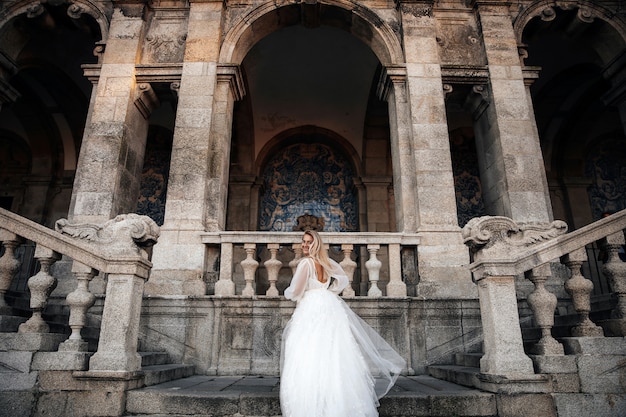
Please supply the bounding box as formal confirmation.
[138,297,483,376]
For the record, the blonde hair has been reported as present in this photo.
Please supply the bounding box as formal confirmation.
[303,230,333,272]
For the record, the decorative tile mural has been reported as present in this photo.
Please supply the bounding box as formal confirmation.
[259,142,358,232]
[137,132,172,226]
[450,129,486,226]
[586,136,626,220]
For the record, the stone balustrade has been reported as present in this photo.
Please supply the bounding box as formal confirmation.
[0,208,159,375]
[462,209,626,377]
[201,231,420,298]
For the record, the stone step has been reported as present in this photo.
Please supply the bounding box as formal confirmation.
[428,365,483,390]
[455,352,482,368]
[125,375,497,417]
[140,352,171,367]
[141,364,196,387]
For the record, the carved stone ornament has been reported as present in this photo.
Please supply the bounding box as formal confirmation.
[292,214,325,232]
[462,216,568,259]
[55,213,160,257]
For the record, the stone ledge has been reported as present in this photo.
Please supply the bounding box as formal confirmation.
[0,333,67,352]
[561,336,626,355]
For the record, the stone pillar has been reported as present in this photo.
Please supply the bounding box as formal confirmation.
[377,66,417,234]
[53,213,160,373]
[147,0,244,295]
[477,275,534,375]
[0,52,20,112]
[463,216,568,376]
[397,1,472,298]
[602,51,626,137]
[88,271,146,373]
[472,0,552,222]
[68,4,150,224]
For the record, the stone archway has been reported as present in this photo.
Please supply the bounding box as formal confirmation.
[518,1,626,228]
[219,0,404,66]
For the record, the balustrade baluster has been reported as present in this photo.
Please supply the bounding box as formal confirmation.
[0,229,22,312]
[600,232,626,335]
[265,244,282,297]
[59,262,97,351]
[241,243,259,297]
[340,244,356,297]
[526,265,563,355]
[561,248,604,337]
[289,244,302,275]
[19,245,60,333]
[366,244,382,297]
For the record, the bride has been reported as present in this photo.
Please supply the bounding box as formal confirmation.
[280,230,406,417]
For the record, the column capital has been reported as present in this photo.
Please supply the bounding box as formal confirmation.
[134,83,160,119]
[217,63,246,101]
[376,65,407,101]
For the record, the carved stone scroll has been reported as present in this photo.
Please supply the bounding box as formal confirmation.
[55,213,160,258]
[462,216,568,262]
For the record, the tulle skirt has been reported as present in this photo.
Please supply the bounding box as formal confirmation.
[280,288,405,417]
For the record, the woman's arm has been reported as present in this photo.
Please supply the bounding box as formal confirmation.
[284,258,312,301]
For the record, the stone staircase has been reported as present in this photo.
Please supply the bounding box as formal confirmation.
[124,374,499,417]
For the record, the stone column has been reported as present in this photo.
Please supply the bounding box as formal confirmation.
[0,52,20,112]
[68,4,150,224]
[397,1,472,298]
[147,0,244,295]
[602,51,626,138]
[472,0,552,223]
[377,66,417,234]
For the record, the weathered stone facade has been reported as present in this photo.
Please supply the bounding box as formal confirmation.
[0,0,626,416]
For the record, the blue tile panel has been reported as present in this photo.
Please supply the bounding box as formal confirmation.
[259,142,358,232]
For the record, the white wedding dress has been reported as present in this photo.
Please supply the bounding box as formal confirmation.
[280,257,405,417]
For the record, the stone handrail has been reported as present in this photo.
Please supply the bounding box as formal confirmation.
[201,231,420,298]
[0,207,159,375]
[464,211,626,277]
[462,210,626,377]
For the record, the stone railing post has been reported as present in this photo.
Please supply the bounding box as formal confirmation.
[55,213,160,373]
[59,261,98,351]
[526,265,563,355]
[241,243,259,297]
[215,243,235,296]
[366,244,382,297]
[19,245,60,333]
[340,244,356,297]
[386,243,407,297]
[476,273,534,375]
[0,229,22,312]
[462,216,567,376]
[265,244,282,297]
[562,248,604,337]
[600,232,626,335]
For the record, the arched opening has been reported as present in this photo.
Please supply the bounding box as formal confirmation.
[226,6,395,232]
[521,6,626,229]
[0,2,100,226]
[520,4,626,300]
